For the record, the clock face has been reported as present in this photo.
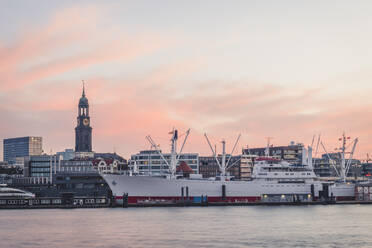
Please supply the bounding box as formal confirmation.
[83,118,90,126]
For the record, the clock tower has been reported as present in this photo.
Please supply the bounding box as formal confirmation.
[75,83,92,152]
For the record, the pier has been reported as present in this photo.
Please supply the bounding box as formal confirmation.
[0,196,111,209]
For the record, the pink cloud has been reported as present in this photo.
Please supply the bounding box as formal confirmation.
[1,4,372,162]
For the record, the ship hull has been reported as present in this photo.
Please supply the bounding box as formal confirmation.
[102,175,332,205]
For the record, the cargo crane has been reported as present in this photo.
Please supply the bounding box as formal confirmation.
[204,133,241,179]
[320,133,358,182]
[146,128,190,177]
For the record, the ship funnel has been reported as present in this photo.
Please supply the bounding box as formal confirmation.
[307,146,313,170]
[302,146,308,166]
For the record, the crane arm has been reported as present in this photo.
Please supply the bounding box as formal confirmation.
[225,134,241,168]
[345,138,358,177]
[204,133,222,168]
[321,141,340,177]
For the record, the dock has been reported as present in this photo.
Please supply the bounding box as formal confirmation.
[0,196,111,209]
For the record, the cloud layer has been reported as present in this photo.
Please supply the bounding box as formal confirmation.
[1,2,372,160]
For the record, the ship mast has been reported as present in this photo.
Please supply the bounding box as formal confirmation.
[204,133,241,179]
[146,128,190,177]
[264,137,273,157]
[336,133,358,182]
[321,133,358,181]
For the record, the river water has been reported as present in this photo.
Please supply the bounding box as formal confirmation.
[0,205,371,248]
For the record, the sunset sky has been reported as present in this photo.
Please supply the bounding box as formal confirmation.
[1,1,372,160]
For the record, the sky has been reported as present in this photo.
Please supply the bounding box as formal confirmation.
[1,0,372,160]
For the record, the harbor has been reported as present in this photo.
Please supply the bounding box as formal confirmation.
[1,87,371,209]
[3,1,372,248]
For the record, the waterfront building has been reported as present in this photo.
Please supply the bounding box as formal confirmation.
[56,149,75,161]
[312,158,334,177]
[3,136,42,165]
[59,159,95,173]
[243,143,304,164]
[14,154,112,198]
[316,153,362,178]
[199,155,241,179]
[11,171,111,198]
[94,153,128,172]
[93,158,121,174]
[23,155,60,178]
[129,150,199,175]
[0,161,8,167]
[75,84,92,153]
[362,162,372,177]
[24,152,128,178]
[240,154,256,180]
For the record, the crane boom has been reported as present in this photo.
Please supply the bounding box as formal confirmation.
[204,133,222,168]
[226,134,241,169]
[345,138,358,177]
[321,141,340,177]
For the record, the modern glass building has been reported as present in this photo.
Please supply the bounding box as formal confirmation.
[3,137,42,164]
[24,155,95,177]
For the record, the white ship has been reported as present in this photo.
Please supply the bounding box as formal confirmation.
[0,184,35,199]
[102,130,358,205]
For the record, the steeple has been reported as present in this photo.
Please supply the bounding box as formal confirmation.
[79,81,89,107]
[75,80,92,152]
[82,80,86,97]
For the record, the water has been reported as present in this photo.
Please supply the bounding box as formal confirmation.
[0,205,371,248]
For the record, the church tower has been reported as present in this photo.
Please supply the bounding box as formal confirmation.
[75,83,92,152]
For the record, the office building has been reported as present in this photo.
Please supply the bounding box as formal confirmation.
[3,136,42,164]
[129,150,199,175]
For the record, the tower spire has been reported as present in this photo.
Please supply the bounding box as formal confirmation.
[82,80,86,97]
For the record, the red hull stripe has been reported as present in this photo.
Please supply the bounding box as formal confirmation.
[115,196,261,203]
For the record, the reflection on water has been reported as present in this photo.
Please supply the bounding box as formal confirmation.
[1,205,372,248]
